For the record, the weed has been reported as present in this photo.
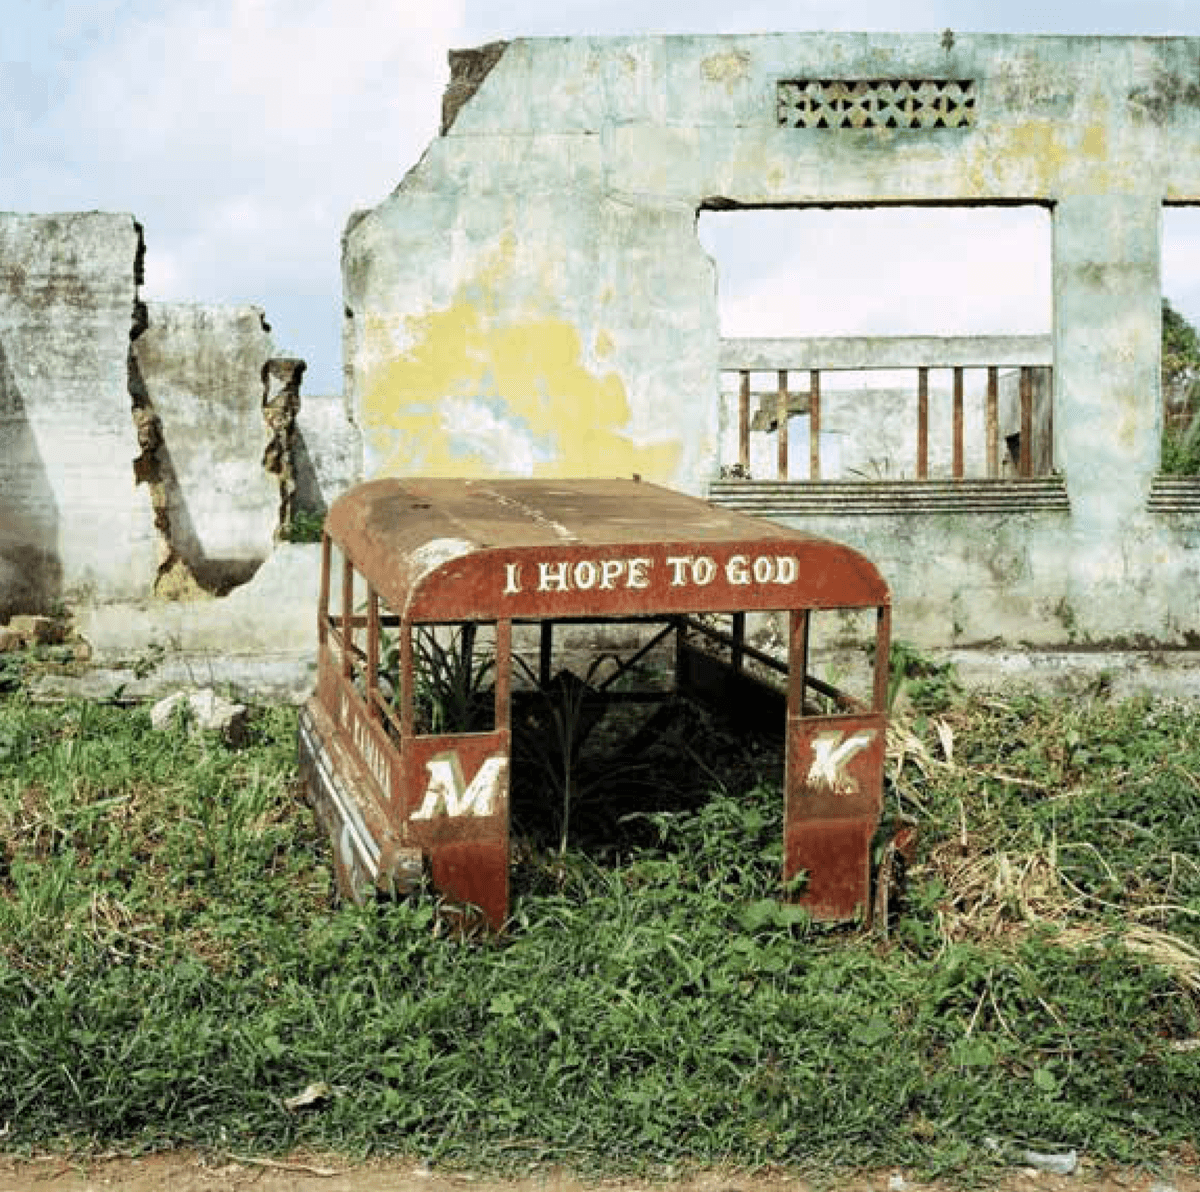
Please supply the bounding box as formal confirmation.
[1163,407,1200,475]
[409,624,496,735]
[283,508,326,544]
[0,653,23,694]
[888,640,959,713]
[1162,299,1200,476]
[511,653,617,855]
[130,641,166,681]
[0,689,1196,1175]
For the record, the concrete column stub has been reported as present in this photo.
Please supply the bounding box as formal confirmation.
[1052,194,1163,526]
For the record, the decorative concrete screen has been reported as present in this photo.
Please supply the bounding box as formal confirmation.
[777,80,977,129]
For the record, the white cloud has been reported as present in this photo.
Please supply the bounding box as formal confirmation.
[461,0,945,40]
[10,0,1200,395]
[6,0,464,388]
[460,0,1200,41]
[61,0,461,284]
[699,207,1053,340]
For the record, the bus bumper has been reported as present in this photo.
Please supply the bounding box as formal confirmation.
[298,698,422,902]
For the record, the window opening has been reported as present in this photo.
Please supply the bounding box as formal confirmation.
[411,622,498,736]
[1161,207,1200,477]
[699,206,1053,481]
[344,562,368,693]
[801,608,881,716]
[508,615,796,861]
[504,607,884,859]
[372,597,404,738]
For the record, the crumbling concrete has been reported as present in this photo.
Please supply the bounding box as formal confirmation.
[132,302,287,595]
[150,688,249,744]
[72,542,321,700]
[0,208,360,676]
[1,212,158,616]
[261,356,306,541]
[295,391,362,519]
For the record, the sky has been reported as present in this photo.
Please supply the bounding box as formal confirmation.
[6,0,1200,395]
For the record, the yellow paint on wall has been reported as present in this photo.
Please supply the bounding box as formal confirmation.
[1006,123,1071,186]
[700,51,751,89]
[1081,123,1107,160]
[362,294,679,482]
[970,118,1117,196]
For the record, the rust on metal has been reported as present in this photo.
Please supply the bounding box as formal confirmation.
[739,370,751,472]
[776,369,789,479]
[952,366,965,479]
[340,558,353,681]
[1045,367,1055,472]
[299,478,890,930]
[917,366,929,480]
[1020,366,1034,478]
[986,365,999,478]
[317,534,331,648]
[809,368,821,482]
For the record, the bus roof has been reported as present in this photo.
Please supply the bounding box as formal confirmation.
[324,477,889,622]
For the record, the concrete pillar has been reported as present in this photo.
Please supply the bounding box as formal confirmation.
[1052,195,1162,526]
[1052,195,1165,639]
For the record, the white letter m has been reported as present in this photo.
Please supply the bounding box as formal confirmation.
[412,752,507,820]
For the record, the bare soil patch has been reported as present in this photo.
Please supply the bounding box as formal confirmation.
[0,1155,1197,1192]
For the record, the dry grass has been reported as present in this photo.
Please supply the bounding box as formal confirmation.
[884,691,1200,994]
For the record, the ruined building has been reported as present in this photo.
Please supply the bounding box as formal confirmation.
[0,213,355,689]
[344,32,1200,668]
[5,33,1200,694]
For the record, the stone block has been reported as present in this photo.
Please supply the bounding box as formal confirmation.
[150,687,249,745]
[6,614,63,646]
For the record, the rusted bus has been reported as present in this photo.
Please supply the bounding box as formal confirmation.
[298,477,891,928]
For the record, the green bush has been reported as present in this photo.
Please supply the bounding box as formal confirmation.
[1162,299,1200,476]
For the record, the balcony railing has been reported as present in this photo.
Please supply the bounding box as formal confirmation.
[719,335,1054,482]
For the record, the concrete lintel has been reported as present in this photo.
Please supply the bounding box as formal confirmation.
[720,335,1053,372]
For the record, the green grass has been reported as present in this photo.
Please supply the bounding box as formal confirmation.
[0,685,1197,1176]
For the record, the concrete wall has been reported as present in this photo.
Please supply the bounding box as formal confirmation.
[0,211,357,658]
[0,212,158,615]
[133,301,282,595]
[343,33,1200,650]
[295,391,362,518]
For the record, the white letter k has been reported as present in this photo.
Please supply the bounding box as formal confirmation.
[806,730,875,795]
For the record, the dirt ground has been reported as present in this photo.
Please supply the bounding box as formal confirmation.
[0,1154,1197,1192]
